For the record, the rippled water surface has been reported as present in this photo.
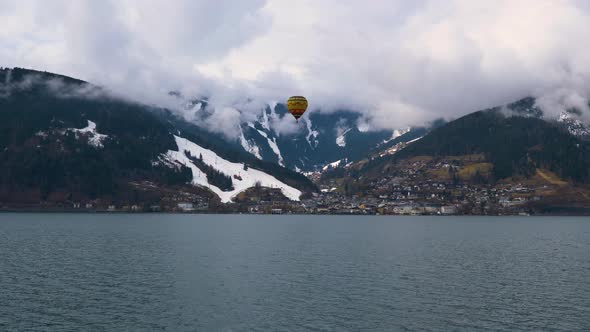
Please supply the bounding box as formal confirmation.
[1,214,589,331]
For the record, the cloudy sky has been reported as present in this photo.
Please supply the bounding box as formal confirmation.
[2,0,590,134]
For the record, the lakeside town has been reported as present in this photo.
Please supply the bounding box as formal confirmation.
[2,151,587,216]
[2,173,582,216]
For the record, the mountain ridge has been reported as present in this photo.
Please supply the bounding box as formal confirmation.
[179,97,430,172]
[0,67,315,210]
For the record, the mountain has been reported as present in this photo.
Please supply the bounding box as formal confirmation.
[0,67,315,209]
[239,105,407,171]
[331,102,590,183]
[393,108,590,182]
[174,94,430,172]
[558,111,590,140]
[224,93,589,176]
[506,96,590,139]
[317,99,590,214]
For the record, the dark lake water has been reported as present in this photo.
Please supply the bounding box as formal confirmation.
[0,214,589,331]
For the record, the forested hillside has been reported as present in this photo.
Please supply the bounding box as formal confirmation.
[0,68,315,206]
[395,109,590,183]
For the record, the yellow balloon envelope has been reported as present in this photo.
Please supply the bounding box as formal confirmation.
[286,96,308,122]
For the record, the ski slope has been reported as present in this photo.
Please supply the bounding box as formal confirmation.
[165,135,301,203]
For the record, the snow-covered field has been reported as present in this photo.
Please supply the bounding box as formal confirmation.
[165,135,301,203]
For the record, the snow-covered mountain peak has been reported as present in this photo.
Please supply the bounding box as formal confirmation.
[558,110,590,139]
[170,96,421,172]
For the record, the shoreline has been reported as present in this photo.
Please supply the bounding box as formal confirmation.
[1,209,589,217]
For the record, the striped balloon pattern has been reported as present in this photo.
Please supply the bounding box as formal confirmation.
[286,96,308,121]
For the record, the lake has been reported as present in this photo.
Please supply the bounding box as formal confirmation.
[0,214,589,331]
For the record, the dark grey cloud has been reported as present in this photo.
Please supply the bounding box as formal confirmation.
[2,0,590,136]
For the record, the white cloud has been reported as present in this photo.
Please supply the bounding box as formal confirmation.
[2,0,590,134]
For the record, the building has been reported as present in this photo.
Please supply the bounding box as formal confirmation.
[177,202,195,212]
[441,205,457,215]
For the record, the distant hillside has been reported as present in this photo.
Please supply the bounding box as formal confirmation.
[350,108,590,184]
[319,97,590,187]
[395,109,590,183]
[0,67,315,208]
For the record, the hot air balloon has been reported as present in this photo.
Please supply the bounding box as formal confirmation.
[286,96,308,122]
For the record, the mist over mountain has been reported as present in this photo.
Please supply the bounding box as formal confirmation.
[170,93,431,171]
[323,98,590,184]
[4,1,590,139]
[2,66,590,215]
[0,68,315,208]
[168,91,590,173]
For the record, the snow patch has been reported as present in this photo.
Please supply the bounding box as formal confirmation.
[35,131,48,138]
[378,135,423,157]
[406,136,423,144]
[255,128,284,166]
[239,128,262,159]
[69,120,108,148]
[378,143,403,157]
[558,111,590,137]
[304,118,319,148]
[382,127,411,144]
[165,135,301,203]
[336,128,351,147]
[322,159,343,171]
[261,104,273,131]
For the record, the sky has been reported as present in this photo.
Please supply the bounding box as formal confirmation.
[2,0,590,136]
